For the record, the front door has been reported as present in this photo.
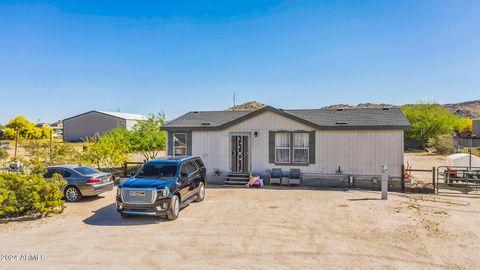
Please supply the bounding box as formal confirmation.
[231,135,249,172]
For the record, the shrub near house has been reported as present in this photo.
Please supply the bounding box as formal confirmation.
[0,172,66,219]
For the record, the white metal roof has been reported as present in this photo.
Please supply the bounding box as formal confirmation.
[96,111,148,121]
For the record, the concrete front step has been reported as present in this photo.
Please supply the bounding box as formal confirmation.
[222,184,247,188]
[224,180,249,185]
[225,176,250,180]
[224,172,251,186]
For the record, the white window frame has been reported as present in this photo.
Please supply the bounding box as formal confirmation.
[275,133,291,164]
[173,133,187,157]
[293,133,309,164]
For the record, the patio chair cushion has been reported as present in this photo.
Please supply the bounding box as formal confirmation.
[290,169,301,179]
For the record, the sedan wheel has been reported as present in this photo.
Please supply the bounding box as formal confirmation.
[64,186,82,202]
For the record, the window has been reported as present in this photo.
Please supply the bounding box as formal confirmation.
[74,166,100,175]
[44,168,63,178]
[62,170,72,178]
[186,161,197,174]
[180,164,188,177]
[135,164,178,179]
[275,133,291,163]
[293,133,309,163]
[173,133,187,156]
[195,159,204,169]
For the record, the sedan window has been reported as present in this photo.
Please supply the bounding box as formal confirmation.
[62,170,72,178]
[74,166,99,175]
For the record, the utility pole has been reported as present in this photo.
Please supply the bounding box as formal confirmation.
[233,93,237,107]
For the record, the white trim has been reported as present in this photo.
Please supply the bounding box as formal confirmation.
[293,133,309,164]
[173,133,187,157]
[275,133,291,164]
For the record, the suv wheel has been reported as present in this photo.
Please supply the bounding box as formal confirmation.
[195,182,205,202]
[64,186,82,202]
[167,195,180,220]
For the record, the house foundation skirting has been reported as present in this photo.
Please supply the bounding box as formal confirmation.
[206,172,403,191]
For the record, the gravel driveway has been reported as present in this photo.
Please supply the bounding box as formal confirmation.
[1,187,480,269]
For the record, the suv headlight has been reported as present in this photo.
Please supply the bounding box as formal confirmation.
[158,187,169,198]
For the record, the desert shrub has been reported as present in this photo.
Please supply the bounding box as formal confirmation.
[81,128,131,169]
[426,134,455,155]
[0,149,8,166]
[50,143,81,165]
[0,172,66,218]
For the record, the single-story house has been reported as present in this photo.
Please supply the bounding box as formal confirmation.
[161,106,410,190]
[63,111,147,142]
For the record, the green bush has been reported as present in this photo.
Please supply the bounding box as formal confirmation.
[0,172,66,218]
[426,134,455,155]
[0,149,8,166]
[401,103,471,145]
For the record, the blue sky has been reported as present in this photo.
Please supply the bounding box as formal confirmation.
[0,0,479,124]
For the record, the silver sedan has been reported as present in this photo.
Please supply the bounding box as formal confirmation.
[44,165,114,202]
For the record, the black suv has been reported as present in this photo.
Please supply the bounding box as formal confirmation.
[116,156,206,220]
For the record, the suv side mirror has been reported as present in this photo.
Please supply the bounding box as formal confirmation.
[130,171,135,177]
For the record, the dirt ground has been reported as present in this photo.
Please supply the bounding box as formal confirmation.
[1,186,480,270]
[404,152,447,184]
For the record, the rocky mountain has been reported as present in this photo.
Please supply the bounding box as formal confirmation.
[227,100,480,118]
[443,100,480,118]
[226,101,266,111]
[324,101,480,118]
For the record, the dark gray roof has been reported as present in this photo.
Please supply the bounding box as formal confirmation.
[161,106,410,131]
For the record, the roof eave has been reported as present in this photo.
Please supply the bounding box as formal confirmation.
[161,125,411,132]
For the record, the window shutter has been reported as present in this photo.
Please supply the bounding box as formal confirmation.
[269,131,275,163]
[167,132,173,156]
[187,131,193,156]
[309,130,316,164]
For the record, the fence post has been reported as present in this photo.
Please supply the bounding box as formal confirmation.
[401,164,405,193]
[432,167,436,194]
[123,161,128,177]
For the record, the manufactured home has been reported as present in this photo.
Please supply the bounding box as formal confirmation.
[161,106,410,190]
[63,111,147,142]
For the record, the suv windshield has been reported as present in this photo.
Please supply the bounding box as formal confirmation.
[135,164,178,179]
[74,166,99,175]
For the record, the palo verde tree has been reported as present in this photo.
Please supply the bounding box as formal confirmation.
[3,116,51,140]
[129,113,167,161]
[401,103,471,145]
[81,128,131,170]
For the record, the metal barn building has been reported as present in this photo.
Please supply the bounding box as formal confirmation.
[63,111,147,142]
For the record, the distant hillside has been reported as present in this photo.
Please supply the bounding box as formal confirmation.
[226,101,266,111]
[323,101,480,118]
[443,100,480,118]
[227,100,480,118]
